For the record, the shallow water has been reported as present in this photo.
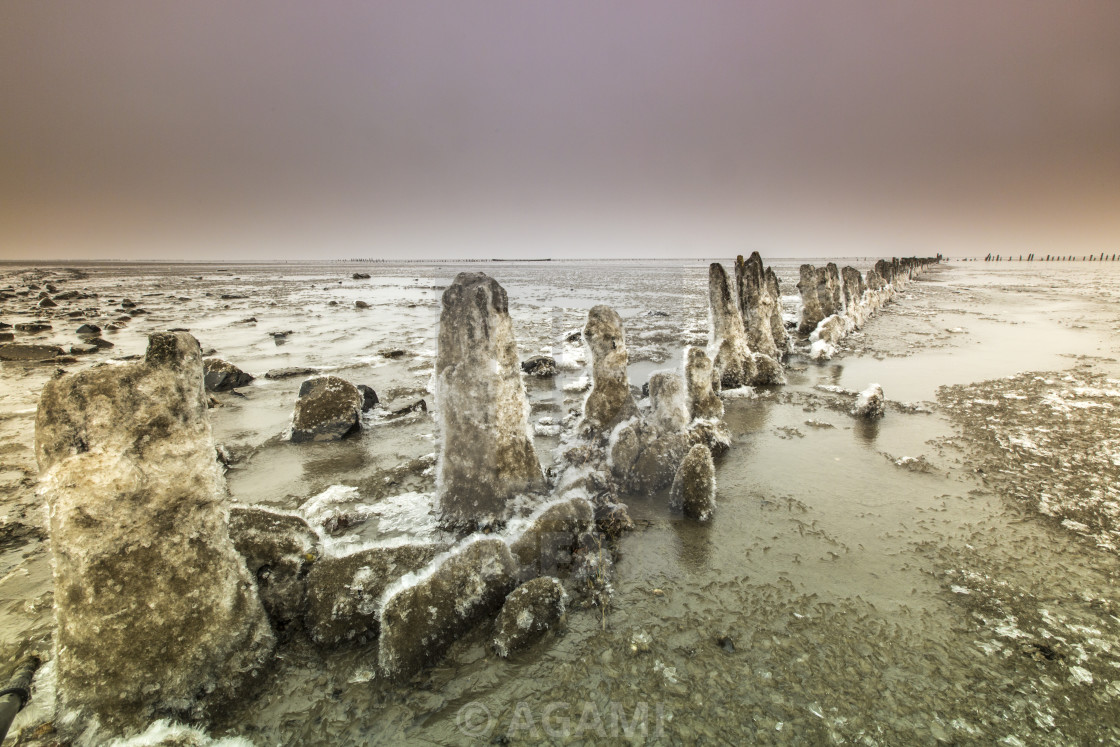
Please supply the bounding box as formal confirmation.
[3,259,1120,744]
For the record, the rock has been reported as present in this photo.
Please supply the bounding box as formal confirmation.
[708,263,754,388]
[356,384,379,412]
[120,298,136,308]
[736,252,779,359]
[291,376,363,443]
[435,273,543,528]
[379,538,518,678]
[264,366,318,380]
[54,290,80,300]
[203,358,254,391]
[87,337,115,350]
[355,300,370,309]
[0,343,64,361]
[647,371,689,433]
[34,332,273,736]
[76,323,101,336]
[0,332,12,343]
[0,321,10,329]
[670,444,716,521]
[685,347,723,420]
[386,398,426,418]
[68,343,100,355]
[521,354,558,377]
[508,497,594,580]
[38,296,57,308]
[229,507,320,627]
[305,544,440,647]
[352,272,371,279]
[688,418,732,456]
[582,305,639,433]
[853,383,886,420]
[380,349,406,359]
[492,577,567,658]
[14,322,51,333]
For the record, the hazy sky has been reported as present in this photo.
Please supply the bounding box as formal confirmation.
[2,2,1118,260]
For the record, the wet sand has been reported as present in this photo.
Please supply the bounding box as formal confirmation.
[3,259,1120,744]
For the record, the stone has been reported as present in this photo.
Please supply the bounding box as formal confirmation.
[492,577,567,658]
[707,263,754,388]
[379,538,518,678]
[508,497,594,581]
[14,322,51,333]
[304,544,440,647]
[228,507,320,628]
[291,376,363,443]
[356,384,379,412]
[355,300,370,309]
[521,354,558,377]
[582,305,639,432]
[120,298,136,308]
[35,332,273,736]
[202,358,254,391]
[751,353,786,386]
[435,273,543,528]
[68,343,99,355]
[38,297,57,308]
[647,371,689,433]
[352,272,371,279]
[685,347,723,420]
[76,323,101,336]
[0,343,64,361]
[0,332,12,343]
[387,398,426,418]
[853,383,886,420]
[670,444,716,521]
[264,366,318,380]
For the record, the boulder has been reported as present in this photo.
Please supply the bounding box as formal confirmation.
[379,538,518,678]
[610,420,691,495]
[264,366,318,380]
[304,544,440,647]
[76,323,101,336]
[0,343,64,361]
[355,300,370,309]
[852,383,886,420]
[202,358,254,391]
[521,355,558,377]
[670,444,716,521]
[582,305,639,432]
[228,506,320,628]
[68,343,100,355]
[352,273,371,279]
[34,332,273,736]
[38,297,57,308]
[356,384,379,412]
[291,376,363,443]
[492,577,567,658]
[436,273,543,528]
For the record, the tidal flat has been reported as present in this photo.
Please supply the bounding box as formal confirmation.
[2,259,1119,745]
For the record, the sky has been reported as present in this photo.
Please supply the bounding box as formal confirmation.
[1,1,1118,260]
